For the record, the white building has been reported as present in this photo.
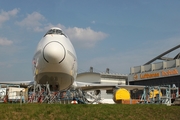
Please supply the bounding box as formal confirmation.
[76,68,127,101]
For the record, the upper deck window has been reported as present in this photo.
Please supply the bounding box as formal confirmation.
[44,29,67,37]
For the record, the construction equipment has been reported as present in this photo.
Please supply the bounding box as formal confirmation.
[140,84,179,106]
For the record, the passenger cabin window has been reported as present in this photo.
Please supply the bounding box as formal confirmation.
[44,29,67,37]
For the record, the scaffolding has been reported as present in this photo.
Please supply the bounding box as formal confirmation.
[27,83,101,104]
[140,84,179,106]
[0,83,103,104]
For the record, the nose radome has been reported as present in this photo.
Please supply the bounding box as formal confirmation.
[43,41,66,64]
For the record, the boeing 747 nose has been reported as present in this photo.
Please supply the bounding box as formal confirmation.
[43,41,66,64]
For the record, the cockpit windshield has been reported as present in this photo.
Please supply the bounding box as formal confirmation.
[44,29,67,37]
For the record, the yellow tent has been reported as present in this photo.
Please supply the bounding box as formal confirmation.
[114,88,130,101]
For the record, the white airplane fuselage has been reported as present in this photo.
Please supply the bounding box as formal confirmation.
[33,27,77,91]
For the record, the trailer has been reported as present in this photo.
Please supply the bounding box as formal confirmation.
[7,87,27,103]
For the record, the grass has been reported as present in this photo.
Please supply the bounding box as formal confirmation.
[0,103,179,120]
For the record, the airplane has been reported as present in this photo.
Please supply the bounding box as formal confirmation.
[32,27,77,91]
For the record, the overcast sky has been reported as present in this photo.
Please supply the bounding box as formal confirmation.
[0,0,179,81]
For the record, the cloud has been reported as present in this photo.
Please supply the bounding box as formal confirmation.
[0,8,19,26]
[0,37,13,46]
[65,27,108,47]
[16,12,45,32]
[91,21,96,24]
[66,27,107,41]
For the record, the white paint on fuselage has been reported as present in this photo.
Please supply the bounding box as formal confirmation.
[33,27,77,91]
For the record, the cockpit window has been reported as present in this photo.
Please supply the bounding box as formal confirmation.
[44,29,67,37]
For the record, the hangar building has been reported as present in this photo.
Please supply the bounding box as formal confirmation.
[128,44,180,88]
